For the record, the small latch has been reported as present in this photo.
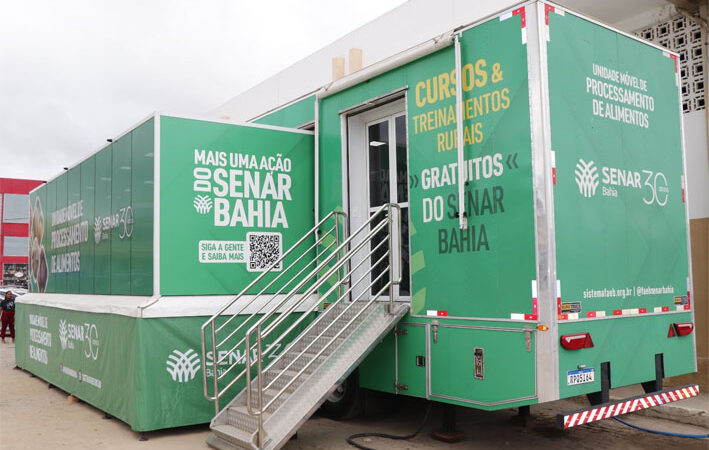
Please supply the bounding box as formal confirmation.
[416,355,426,367]
[524,326,533,352]
[395,383,409,391]
[432,320,439,344]
[395,328,408,336]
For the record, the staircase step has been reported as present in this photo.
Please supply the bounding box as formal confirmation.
[225,406,259,433]
[263,369,298,390]
[305,314,367,339]
[210,424,258,449]
[289,335,345,354]
[209,302,410,450]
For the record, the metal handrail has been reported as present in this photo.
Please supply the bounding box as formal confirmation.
[245,203,401,447]
[200,210,347,409]
[200,203,402,449]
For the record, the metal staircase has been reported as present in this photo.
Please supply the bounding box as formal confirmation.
[200,204,409,450]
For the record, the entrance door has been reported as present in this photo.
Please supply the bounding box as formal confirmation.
[347,101,410,301]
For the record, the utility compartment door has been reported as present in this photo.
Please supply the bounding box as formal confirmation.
[396,323,427,398]
[429,326,535,407]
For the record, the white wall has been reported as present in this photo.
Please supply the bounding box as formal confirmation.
[683,111,709,219]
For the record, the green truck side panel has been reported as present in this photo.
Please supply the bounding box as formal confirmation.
[54,175,68,292]
[130,119,155,295]
[549,11,689,315]
[359,324,428,398]
[324,13,537,406]
[319,14,535,321]
[16,302,309,431]
[547,11,693,395]
[67,168,81,292]
[396,324,427,398]
[430,326,535,405]
[359,328,396,394]
[253,94,316,128]
[158,116,314,296]
[558,314,695,398]
[28,119,155,296]
[95,145,113,294]
[79,157,95,293]
[111,135,132,294]
[15,304,138,427]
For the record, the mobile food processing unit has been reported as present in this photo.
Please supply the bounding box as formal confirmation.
[15,2,699,449]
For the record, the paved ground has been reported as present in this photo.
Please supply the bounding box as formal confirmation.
[1,341,706,449]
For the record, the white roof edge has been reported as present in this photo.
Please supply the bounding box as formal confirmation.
[18,293,319,319]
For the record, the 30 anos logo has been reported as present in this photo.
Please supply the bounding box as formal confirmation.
[58,319,100,360]
[166,349,201,383]
[573,158,668,206]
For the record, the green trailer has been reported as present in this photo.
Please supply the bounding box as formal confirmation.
[202,2,697,448]
[17,115,316,431]
[16,1,698,448]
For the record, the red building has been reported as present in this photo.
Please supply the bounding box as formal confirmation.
[1,177,44,287]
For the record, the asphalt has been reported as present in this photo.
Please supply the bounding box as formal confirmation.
[609,385,708,428]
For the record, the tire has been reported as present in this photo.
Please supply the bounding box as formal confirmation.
[319,369,363,420]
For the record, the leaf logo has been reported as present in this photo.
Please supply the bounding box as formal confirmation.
[94,217,102,244]
[166,349,201,383]
[59,320,68,350]
[193,195,213,215]
[575,159,599,198]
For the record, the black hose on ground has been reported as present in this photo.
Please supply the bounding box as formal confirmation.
[346,402,433,450]
[613,416,708,439]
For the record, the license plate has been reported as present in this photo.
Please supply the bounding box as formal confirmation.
[567,368,595,386]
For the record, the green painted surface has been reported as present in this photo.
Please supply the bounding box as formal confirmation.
[159,116,314,296]
[548,11,689,316]
[15,302,308,431]
[396,324,427,398]
[319,14,535,320]
[130,120,155,295]
[430,326,535,405]
[111,135,132,294]
[322,13,537,407]
[558,314,695,398]
[547,11,693,396]
[94,145,113,294]
[359,328,396,394]
[79,158,96,294]
[253,94,316,128]
[67,168,81,292]
[28,118,155,296]
[15,303,138,427]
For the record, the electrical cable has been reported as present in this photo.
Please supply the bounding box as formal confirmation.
[346,402,433,450]
[613,416,709,439]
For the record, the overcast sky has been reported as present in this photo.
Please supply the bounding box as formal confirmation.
[0,0,406,181]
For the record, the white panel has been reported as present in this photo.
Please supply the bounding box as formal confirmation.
[3,236,28,256]
[683,111,709,219]
[2,194,29,223]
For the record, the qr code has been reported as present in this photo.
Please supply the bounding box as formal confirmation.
[247,232,282,272]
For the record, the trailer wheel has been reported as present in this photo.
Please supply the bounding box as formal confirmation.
[319,369,363,420]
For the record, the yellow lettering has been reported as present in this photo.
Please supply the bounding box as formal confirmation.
[475,59,488,87]
[415,81,426,108]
